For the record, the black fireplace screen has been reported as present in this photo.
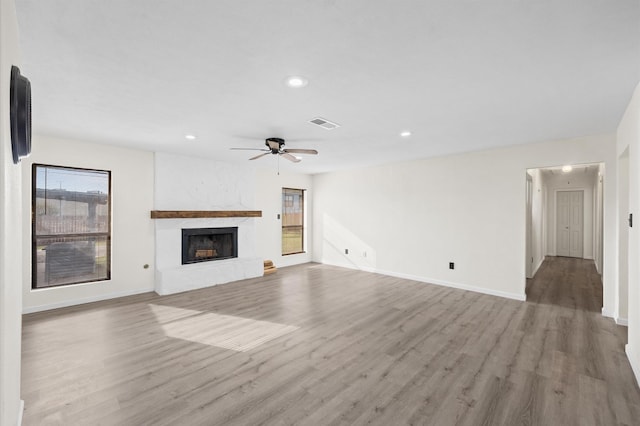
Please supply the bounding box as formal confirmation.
[182,227,238,264]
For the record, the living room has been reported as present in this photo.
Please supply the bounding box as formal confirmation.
[2,1,639,424]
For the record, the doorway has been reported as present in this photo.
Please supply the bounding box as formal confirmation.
[556,190,584,258]
[525,163,604,306]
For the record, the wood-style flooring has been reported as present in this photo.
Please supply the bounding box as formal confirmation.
[22,258,640,425]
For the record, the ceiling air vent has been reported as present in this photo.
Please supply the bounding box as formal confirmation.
[309,117,340,130]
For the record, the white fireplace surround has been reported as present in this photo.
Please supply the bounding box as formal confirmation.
[153,153,262,295]
[154,217,262,295]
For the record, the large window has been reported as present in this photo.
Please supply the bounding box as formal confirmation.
[282,188,304,255]
[32,164,111,289]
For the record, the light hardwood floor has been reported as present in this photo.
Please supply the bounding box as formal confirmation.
[22,259,640,425]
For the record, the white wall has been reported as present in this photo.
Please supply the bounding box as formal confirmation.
[255,169,314,268]
[21,136,155,312]
[0,0,24,423]
[313,134,617,305]
[617,150,629,323]
[544,169,596,259]
[617,82,640,386]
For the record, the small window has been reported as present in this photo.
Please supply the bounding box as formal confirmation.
[282,188,304,255]
[32,164,111,289]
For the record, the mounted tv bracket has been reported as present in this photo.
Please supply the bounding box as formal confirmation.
[10,65,32,164]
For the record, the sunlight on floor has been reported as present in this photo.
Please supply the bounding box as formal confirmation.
[148,303,299,352]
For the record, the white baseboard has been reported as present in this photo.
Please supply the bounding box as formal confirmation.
[626,344,640,389]
[22,288,153,314]
[18,399,24,426]
[321,260,526,302]
[615,317,629,326]
[601,307,615,318]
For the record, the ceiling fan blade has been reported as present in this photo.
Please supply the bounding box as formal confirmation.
[249,152,271,160]
[280,153,301,163]
[283,148,318,155]
[231,148,269,151]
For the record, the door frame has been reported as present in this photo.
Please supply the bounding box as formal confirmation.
[553,188,587,258]
[526,174,533,278]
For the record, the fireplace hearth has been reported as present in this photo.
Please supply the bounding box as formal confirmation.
[182,227,238,264]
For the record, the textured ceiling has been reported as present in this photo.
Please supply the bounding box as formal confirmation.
[15,0,640,174]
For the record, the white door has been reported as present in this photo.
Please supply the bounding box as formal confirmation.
[556,191,583,258]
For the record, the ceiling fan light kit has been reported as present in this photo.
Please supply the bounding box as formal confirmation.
[266,137,286,153]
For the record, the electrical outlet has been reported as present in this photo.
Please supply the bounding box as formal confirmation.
[363,251,367,258]
[345,248,349,255]
[449,262,455,270]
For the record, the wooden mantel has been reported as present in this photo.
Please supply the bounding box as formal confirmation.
[150,210,262,219]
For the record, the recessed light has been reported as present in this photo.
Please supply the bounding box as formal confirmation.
[286,76,308,88]
[185,134,196,140]
[562,165,573,173]
[400,131,412,137]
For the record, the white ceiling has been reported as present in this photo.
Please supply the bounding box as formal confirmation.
[15,0,640,174]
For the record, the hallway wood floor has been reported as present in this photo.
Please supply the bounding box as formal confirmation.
[22,260,640,425]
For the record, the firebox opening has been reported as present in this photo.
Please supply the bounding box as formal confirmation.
[182,227,238,265]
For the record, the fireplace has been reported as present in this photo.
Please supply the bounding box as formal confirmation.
[182,227,238,264]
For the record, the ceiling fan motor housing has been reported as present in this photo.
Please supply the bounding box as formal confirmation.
[265,137,285,153]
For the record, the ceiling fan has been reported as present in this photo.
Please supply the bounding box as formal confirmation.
[231,137,318,163]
